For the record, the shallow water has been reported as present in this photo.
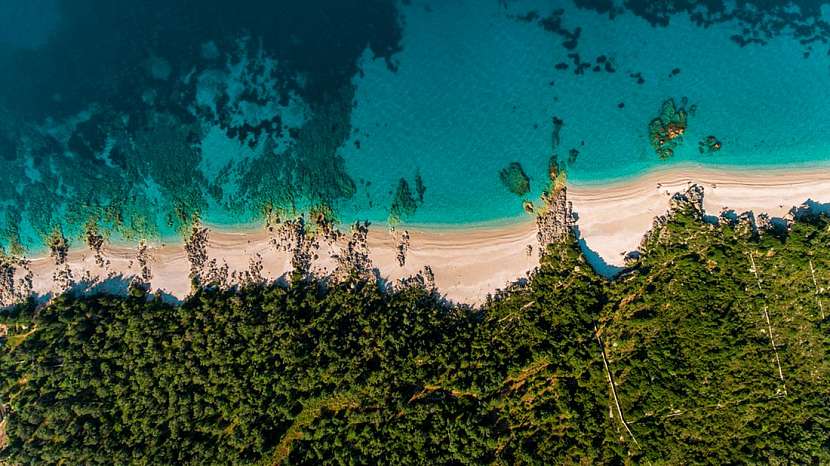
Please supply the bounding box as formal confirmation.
[1,0,829,252]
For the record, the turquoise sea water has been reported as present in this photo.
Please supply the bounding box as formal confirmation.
[1,0,830,252]
[342,0,830,224]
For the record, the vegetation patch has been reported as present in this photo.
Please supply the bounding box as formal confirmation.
[1,207,829,464]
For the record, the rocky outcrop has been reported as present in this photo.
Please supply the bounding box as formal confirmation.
[639,184,705,251]
[84,223,107,269]
[669,184,705,219]
[394,229,410,267]
[638,184,798,256]
[648,98,691,159]
[272,217,320,280]
[230,253,265,287]
[536,187,574,248]
[499,162,531,197]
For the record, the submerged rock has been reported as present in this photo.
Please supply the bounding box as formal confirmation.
[698,135,722,154]
[667,184,705,220]
[499,162,531,197]
[568,148,579,165]
[551,116,564,149]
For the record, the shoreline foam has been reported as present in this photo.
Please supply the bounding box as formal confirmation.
[14,164,830,306]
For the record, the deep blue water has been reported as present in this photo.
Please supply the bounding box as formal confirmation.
[1,0,829,252]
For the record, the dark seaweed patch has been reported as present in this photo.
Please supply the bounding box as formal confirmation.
[67,115,109,161]
[499,162,531,197]
[630,72,645,85]
[551,116,564,149]
[568,148,579,165]
[415,171,426,203]
[0,0,404,248]
[390,178,418,222]
[0,132,15,161]
[575,0,830,54]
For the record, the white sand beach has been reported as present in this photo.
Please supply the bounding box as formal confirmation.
[16,164,830,306]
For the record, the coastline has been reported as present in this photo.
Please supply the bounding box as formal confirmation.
[13,163,830,306]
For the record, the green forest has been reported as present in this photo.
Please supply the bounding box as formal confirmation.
[1,199,829,464]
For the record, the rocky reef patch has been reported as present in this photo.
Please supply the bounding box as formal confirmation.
[499,162,532,197]
[0,0,404,253]
[648,98,692,159]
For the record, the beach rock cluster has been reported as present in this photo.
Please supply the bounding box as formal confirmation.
[723,210,793,239]
[395,265,436,293]
[639,184,797,258]
[272,217,320,279]
[648,98,691,159]
[536,187,574,247]
[84,223,108,269]
[390,179,419,223]
[231,254,266,287]
[639,184,706,252]
[311,205,344,245]
[669,184,705,220]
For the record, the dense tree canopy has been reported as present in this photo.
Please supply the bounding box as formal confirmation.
[1,206,829,464]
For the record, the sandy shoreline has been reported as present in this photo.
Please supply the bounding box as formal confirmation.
[11,164,830,306]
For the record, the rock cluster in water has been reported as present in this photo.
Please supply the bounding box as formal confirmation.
[536,187,574,248]
[648,98,691,159]
[698,135,722,154]
[499,162,531,197]
[0,1,404,253]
